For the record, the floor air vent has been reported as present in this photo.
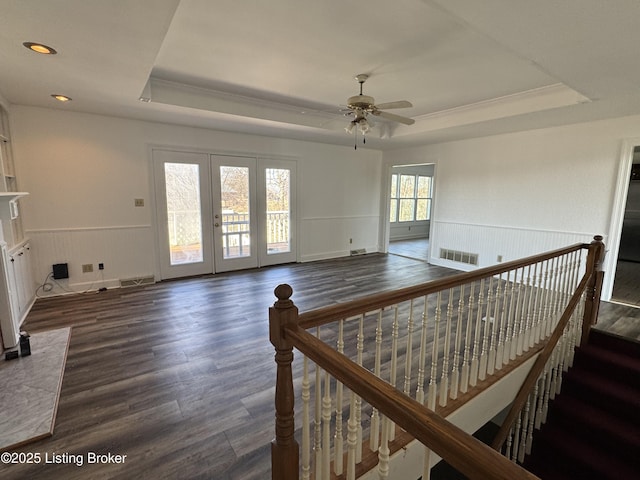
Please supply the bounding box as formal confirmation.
[439,248,479,266]
[120,275,155,288]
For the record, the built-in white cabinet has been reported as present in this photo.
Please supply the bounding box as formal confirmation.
[0,104,34,350]
[0,239,35,348]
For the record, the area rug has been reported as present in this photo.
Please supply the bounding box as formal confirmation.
[0,327,71,450]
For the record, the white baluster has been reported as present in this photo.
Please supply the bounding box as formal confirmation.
[513,267,526,358]
[422,447,432,480]
[505,426,514,462]
[504,270,520,363]
[370,311,383,452]
[428,292,442,410]
[355,315,364,463]
[346,389,357,480]
[549,347,560,402]
[334,320,344,476]
[531,263,542,348]
[525,382,539,456]
[534,374,546,430]
[540,262,551,343]
[416,296,429,405]
[522,264,535,352]
[377,415,390,480]
[470,279,485,386]
[518,394,531,463]
[486,276,498,376]
[314,362,322,479]
[461,282,475,393]
[479,279,491,381]
[440,290,454,406]
[301,356,311,480]
[541,360,553,425]
[504,270,516,364]
[451,285,465,399]
[550,256,561,333]
[496,272,509,370]
[404,299,416,396]
[512,409,522,464]
[389,306,400,442]
[322,371,331,480]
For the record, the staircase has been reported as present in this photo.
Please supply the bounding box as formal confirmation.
[523,329,640,479]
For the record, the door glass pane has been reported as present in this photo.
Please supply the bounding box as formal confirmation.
[266,168,291,254]
[220,166,251,258]
[164,163,203,265]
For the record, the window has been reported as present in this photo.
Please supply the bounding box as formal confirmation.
[390,173,432,223]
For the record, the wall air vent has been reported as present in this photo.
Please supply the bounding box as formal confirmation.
[119,275,155,288]
[350,248,367,256]
[439,248,479,266]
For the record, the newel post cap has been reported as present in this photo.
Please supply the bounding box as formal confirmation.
[273,284,294,308]
[270,284,298,349]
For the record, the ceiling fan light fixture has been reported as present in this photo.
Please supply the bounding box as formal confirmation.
[345,121,356,134]
[357,118,370,135]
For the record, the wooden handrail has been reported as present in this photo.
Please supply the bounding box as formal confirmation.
[491,235,605,450]
[299,242,588,329]
[285,324,539,480]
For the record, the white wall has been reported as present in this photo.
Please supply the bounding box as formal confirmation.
[383,114,640,280]
[11,106,382,294]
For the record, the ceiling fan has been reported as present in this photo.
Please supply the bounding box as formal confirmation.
[343,74,415,147]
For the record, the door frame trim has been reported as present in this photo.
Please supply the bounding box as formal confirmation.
[603,137,639,300]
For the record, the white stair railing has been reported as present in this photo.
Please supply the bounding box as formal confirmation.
[270,237,605,480]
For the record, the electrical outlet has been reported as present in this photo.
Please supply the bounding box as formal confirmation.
[497,255,503,262]
[82,264,93,273]
[134,198,144,207]
[98,263,104,270]
[349,238,353,244]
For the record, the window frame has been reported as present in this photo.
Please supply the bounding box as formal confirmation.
[389,173,432,224]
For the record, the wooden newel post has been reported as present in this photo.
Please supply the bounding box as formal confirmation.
[270,284,300,480]
[582,235,605,345]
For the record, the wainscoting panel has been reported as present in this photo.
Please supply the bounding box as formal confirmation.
[26,226,155,296]
[430,221,604,270]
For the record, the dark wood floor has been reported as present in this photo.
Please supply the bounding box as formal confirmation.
[1,253,459,480]
[611,260,640,306]
[2,252,636,480]
[388,237,429,262]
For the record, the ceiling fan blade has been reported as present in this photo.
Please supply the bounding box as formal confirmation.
[374,110,415,125]
[374,100,413,110]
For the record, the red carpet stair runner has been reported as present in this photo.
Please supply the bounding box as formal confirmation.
[523,329,640,479]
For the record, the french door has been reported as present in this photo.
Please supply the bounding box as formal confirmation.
[153,149,296,279]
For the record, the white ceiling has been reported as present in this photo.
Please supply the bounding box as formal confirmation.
[2,0,640,150]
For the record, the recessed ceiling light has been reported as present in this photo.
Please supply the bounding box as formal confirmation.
[23,42,57,55]
[51,94,72,102]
